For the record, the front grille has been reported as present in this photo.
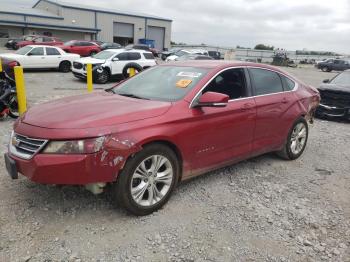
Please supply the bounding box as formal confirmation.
[73,62,83,70]
[320,90,350,108]
[9,132,48,160]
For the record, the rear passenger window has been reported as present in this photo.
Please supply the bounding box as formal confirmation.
[46,47,60,56]
[128,52,141,60]
[280,75,295,91]
[143,52,155,60]
[249,68,283,95]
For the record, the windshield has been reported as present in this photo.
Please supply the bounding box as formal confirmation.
[111,66,209,102]
[92,51,115,60]
[64,41,75,46]
[331,72,350,86]
[16,46,32,55]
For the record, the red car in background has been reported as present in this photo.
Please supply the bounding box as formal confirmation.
[4,61,320,216]
[16,36,63,49]
[59,40,101,57]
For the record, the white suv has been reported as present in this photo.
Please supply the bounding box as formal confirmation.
[72,49,157,84]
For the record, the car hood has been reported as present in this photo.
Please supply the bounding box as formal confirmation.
[74,57,106,64]
[166,55,179,61]
[318,84,350,93]
[22,91,171,129]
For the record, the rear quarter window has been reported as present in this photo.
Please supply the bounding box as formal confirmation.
[280,75,296,91]
[143,52,155,60]
[249,68,284,95]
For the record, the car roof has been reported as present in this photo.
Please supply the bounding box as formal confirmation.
[160,60,291,72]
[26,45,60,48]
[105,48,151,53]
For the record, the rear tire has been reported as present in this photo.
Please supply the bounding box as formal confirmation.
[112,143,179,216]
[58,61,71,73]
[277,117,308,160]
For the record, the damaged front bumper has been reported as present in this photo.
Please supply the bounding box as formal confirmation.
[316,103,350,120]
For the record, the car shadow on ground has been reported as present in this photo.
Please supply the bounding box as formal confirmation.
[11,152,281,217]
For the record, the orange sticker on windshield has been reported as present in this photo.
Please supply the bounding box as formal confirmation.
[176,79,192,88]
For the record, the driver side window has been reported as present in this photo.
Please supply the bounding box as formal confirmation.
[202,68,248,99]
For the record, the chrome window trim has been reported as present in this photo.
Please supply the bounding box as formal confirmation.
[189,66,299,108]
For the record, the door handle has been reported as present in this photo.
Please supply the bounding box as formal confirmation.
[240,103,254,111]
[282,98,289,104]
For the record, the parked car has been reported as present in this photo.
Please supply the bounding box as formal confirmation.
[59,40,101,57]
[0,45,80,72]
[5,61,320,216]
[316,70,350,120]
[15,36,63,49]
[166,49,209,62]
[208,51,221,60]
[0,57,19,80]
[5,35,36,50]
[91,40,105,46]
[175,54,214,61]
[72,49,156,83]
[126,44,159,57]
[100,42,122,50]
[316,59,350,72]
[160,48,181,60]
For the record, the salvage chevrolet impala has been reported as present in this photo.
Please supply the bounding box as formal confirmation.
[4,61,320,215]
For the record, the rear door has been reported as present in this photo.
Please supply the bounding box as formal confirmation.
[45,47,62,67]
[248,67,295,155]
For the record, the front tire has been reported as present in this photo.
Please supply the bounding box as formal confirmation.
[94,68,110,84]
[113,144,179,216]
[277,118,308,160]
[7,94,19,119]
[59,61,71,73]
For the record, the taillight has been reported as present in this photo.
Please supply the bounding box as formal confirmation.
[8,61,19,68]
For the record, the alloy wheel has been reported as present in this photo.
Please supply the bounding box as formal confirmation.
[289,122,307,155]
[130,155,173,207]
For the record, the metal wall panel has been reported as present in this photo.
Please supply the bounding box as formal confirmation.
[147,26,165,50]
[113,22,134,37]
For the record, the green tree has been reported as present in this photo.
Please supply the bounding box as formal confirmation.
[254,44,274,50]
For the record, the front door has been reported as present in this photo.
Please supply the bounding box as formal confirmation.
[188,68,256,173]
[26,47,46,68]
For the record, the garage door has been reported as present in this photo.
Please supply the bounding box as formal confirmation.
[113,22,134,38]
[147,26,165,50]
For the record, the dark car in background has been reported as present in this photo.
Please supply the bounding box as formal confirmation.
[208,51,221,60]
[5,35,36,50]
[316,59,350,72]
[316,70,350,120]
[16,36,63,49]
[59,40,101,56]
[100,42,122,50]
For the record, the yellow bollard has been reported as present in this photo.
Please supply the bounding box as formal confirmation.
[14,66,27,115]
[129,68,135,77]
[0,58,3,72]
[86,63,93,93]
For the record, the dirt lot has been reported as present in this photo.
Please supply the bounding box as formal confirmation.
[0,62,349,262]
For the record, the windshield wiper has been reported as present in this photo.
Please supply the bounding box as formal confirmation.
[117,93,150,100]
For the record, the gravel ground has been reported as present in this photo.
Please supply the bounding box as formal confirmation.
[0,60,349,262]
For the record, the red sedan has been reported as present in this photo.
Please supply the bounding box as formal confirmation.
[59,40,101,57]
[16,36,63,49]
[5,61,320,215]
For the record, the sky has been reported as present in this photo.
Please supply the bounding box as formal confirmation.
[10,0,350,53]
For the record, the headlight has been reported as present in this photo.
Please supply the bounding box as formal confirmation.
[43,137,105,154]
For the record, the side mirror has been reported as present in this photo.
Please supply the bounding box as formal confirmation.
[112,57,119,62]
[194,92,229,108]
[27,53,33,56]
[323,79,330,83]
